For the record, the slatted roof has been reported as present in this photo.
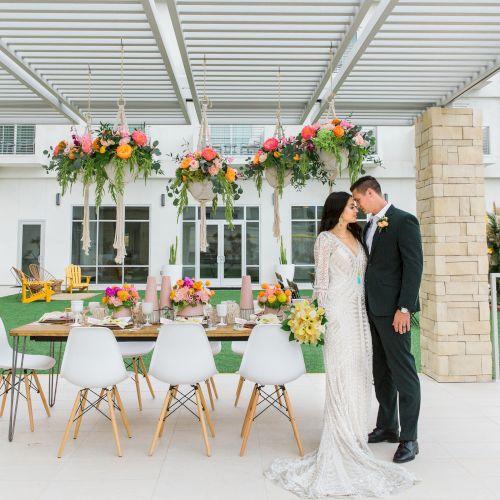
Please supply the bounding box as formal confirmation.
[0,0,499,126]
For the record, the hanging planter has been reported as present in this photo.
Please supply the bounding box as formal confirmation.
[166,147,242,252]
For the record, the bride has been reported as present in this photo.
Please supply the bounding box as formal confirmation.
[265,192,416,498]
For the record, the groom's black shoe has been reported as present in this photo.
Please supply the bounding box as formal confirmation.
[368,428,400,444]
[393,440,419,463]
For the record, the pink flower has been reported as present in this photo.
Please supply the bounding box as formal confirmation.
[131,130,148,147]
[321,123,334,131]
[119,136,131,146]
[119,129,130,138]
[201,147,217,161]
[340,120,353,129]
[262,137,279,151]
[301,125,316,141]
[189,159,199,171]
[208,165,220,176]
[258,295,267,303]
[354,133,366,146]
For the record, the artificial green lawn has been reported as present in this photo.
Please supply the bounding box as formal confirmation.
[0,289,422,373]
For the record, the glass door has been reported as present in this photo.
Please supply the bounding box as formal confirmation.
[19,222,43,274]
[199,223,220,284]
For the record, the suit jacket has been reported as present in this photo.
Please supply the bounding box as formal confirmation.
[363,205,423,316]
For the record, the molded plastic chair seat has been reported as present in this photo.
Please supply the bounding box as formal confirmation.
[0,353,55,371]
[118,341,155,359]
[231,341,247,356]
[210,341,221,356]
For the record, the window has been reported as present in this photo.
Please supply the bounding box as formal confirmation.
[0,124,35,154]
[71,206,150,284]
[483,126,490,155]
[291,205,368,283]
[210,125,264,156]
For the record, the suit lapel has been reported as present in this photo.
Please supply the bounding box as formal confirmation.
[369,204,396,260]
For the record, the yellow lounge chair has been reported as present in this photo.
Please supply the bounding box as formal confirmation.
[11,267,54,304]
[65,265,91,293]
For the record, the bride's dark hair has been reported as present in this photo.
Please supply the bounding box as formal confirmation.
[318,191,363,242]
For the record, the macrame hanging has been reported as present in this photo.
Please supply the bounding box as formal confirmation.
[110,39,131,264]
[319,44,348,193]
[188,55,215,252]
[81,65,93,255]
[266,67,291,239]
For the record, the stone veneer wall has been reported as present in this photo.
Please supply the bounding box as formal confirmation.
[416,107,492,382]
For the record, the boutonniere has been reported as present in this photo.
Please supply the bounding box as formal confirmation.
[377,216,389,232]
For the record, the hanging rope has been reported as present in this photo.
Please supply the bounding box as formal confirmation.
[112,39,128,264]
[197,55,211,149]
[81,65,93,255]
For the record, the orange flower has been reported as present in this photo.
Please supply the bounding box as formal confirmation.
[170,291,175,299]
[68,149,76,160]
[225,167,236,183]
[193,281,203,290]
[117,290,129,301]
[285,289,292,296]
[252,152,260,165]
[176,279,184,287]
[182,175,187,182]
[333,125,345,138]
[258,291,265,297]
[102,296,108,304]
[92,138,100,151]
[273,151,281,158]
[293,154,300,161]
[205,280,211,286]
[116,143,132,159]
[261,282,269,290]
[123,283,130,289]
[180,157,191,169]
[332,118,341,125]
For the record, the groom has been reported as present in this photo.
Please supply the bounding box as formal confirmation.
[351,176,423,464]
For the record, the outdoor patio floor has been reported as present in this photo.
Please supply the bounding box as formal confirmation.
[2,373,500,500]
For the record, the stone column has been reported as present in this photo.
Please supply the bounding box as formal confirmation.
[416,107,492,382]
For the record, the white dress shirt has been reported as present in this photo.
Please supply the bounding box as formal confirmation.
[366,203,392,253]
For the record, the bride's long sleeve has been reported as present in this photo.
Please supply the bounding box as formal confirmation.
[312,232,330,308]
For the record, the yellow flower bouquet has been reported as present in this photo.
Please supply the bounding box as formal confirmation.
[281,299,327,346]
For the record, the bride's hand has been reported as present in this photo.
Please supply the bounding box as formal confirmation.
[392,310,410,335]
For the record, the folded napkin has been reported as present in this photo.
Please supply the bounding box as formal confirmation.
[234,317,256,326]
[39,311,68,322]
[87,317,131,329]
[173,316,204,324]
[257,314,281,325]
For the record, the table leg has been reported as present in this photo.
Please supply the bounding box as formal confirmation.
[48,341,62,407]
[8,336,26,441]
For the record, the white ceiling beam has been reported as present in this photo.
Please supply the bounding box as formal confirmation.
[0,39,84,124]
[440,56,500,106]
[300,0,374,124]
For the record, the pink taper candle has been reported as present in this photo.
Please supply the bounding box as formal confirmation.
[159,275,173,310]
[144,276,160,321]
[239,275,254,310]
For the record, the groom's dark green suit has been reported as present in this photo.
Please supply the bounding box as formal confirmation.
[363,204,423,442]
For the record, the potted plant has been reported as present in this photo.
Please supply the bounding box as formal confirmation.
[487,208,500,305]
[276,236,295,283]
[162,236,183,282]
[170,277,215,317]
[102,284,139,318]
[257,282,292,316]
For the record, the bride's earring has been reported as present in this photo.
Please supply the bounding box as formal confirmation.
[338,216,345,228]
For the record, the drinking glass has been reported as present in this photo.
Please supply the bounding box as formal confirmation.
[204,303,215,330]
[71,300,84,326]
[142,302,153,327]
[216,303,227,327]
[88,301,99,312]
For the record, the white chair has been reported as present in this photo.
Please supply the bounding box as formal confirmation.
[58,327,131,458]
[148,323,217,457]
[118,341,156,410]
[0,317,54,431]
[238,324,306,457]
[205,341,221,410]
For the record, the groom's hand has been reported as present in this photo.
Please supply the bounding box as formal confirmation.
[393,310,411,335]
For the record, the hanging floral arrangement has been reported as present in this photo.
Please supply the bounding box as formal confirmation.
[298,118,379,186]
[166,146,242,229]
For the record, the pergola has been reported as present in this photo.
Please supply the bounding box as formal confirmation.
[1,0,500,125]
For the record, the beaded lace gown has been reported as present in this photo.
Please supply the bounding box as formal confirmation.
[265,231,416,498]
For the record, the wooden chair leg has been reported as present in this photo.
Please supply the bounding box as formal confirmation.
[32,372,51,417]
[24,372,35,432]
[0,372,12,417]
[131,358,142,411]
[205,379,215,411]
[210,377,218,399]
[240,385,259,456]
[113,386,132,438]
[195,386,211,457]
[73,389,88,439]
[107,389,123,457]
[159,389,173,438]
[149,390,172,456]
[95,388,105,410]
[138,356,155,399]
[241,384,258,437]
[283,387,304,457]
[197,384,215,438]
[58,391,81,458]
[234,376,245,407]
[275,385,284,407]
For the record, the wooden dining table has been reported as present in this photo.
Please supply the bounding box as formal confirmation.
[7,321,252,441]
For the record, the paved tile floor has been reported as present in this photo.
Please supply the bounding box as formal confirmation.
[1,373,500,500]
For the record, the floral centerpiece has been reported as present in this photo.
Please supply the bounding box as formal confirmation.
[281,299,327,346]
[257,282,292,312]
[166,147,242,228]
[170,277,215,316]
[102,283,139,317]
[297,118,379,184]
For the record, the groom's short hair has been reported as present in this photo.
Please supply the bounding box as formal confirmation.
[350,175,382,195]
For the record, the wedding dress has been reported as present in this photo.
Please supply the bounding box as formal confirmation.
[265,231,416,498]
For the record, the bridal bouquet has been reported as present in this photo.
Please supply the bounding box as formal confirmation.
[170,277,215,312]
[257,282,292,309]
[281,299,326,346]
[102,283,140,312]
